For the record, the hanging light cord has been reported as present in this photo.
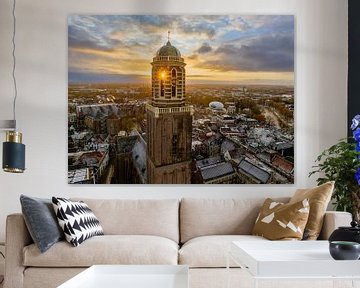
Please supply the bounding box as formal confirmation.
[0,251,4,284]
[11,0,18,129]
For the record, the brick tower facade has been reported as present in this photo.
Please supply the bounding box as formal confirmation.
[146,36,193,184]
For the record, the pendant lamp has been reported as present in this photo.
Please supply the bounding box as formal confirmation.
[1,0,26,173]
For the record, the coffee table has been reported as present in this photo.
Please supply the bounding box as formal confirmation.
[58,265,189,288]
[228,241,360,288]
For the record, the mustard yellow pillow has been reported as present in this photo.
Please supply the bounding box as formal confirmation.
[252,198,310,240]
[289,181,334,240]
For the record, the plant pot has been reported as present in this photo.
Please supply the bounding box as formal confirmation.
[329,241,360,260]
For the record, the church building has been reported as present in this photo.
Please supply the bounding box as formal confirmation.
[146,35,193,183]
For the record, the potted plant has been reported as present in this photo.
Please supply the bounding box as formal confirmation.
[309,115,360,222]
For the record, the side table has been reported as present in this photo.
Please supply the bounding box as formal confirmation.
[227,240,360,288]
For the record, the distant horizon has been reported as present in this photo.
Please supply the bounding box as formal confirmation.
[68,79,295,88]
[68,15,294,86]
[68,72,294,87]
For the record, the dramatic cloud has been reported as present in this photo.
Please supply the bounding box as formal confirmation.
[204,34,294,72]
[179,22,216,39]
[68,15,294,85]
[197,43,213,54]
[68,25,121,51]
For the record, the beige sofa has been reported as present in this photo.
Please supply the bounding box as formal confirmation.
[4,198,352,288]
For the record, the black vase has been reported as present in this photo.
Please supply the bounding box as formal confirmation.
[328,221,360,244]
[329,241,360,260]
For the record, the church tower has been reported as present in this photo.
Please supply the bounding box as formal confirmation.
[146,34,193,184]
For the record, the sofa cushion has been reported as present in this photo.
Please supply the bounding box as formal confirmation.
[72,199,179,243]
[179,235,267,268]
[52,197,104,247]
[252,198,310,240]
[180,198,289,243]
[20,195,64,253]
[290,181,334,240]
[23,235,178,267]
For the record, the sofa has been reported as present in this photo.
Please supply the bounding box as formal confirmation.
[4,198,352,288]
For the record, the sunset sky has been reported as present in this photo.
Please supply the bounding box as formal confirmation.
[68,15,294,85]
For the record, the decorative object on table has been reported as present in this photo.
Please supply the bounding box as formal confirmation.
[67,15,295,185]
[20,195,64,253]
[252,198,310,240]
[329,241,360,260]
[289,181,334,240]
[329,220,360,244]
[52,197,104,247]
[309,114,360,222]
[1,0,25,173]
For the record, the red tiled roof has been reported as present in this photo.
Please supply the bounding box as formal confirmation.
[271,154,293,173]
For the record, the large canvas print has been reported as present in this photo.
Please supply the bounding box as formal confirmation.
[68,15,294,184]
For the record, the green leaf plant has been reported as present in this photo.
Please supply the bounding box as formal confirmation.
[309,139,360,222]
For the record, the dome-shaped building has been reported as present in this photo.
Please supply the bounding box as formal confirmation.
[150,38,186,108]
[209,101,225,110]
[156,41,181,58]
[146,35,193,184]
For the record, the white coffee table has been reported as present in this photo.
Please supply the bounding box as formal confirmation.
[58,265,189,288]
[228,241,360,288]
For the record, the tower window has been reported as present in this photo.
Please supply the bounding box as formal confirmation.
[159,70,166,98]
[160,79,164,97]
[172,135,177,157]
[171,68,177,98]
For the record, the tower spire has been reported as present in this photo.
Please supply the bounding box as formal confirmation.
[168,30,170,42]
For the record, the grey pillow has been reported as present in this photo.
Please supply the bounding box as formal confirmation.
[20,195,64,253]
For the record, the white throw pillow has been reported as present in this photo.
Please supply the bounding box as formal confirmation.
[52,197,103,247]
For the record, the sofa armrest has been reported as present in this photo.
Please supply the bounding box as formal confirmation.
[318,211,352,240]
[4,213,33,288]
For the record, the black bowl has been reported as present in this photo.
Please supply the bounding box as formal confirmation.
[329,241,360,260]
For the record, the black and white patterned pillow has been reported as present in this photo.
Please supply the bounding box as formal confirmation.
[52,197,104,247]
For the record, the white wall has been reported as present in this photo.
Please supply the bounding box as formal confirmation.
[0,0,348,242]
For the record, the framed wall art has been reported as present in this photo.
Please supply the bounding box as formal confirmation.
[67,15,294,184]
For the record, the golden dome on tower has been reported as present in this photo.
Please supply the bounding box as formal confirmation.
[156,40,181,57]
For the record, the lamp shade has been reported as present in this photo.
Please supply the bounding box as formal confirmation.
[2,131,25,173]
